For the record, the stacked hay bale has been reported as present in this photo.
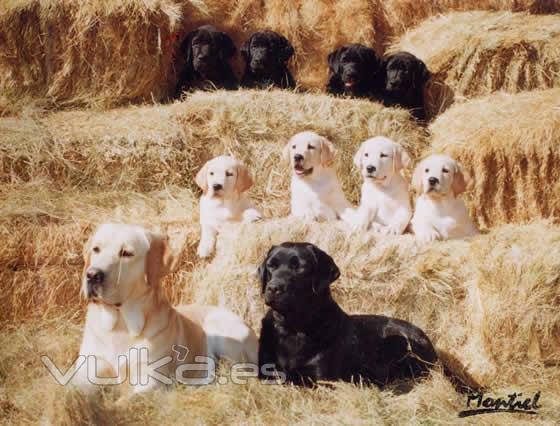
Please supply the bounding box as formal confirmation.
[390,11,560,116]
[384,0,560,36]
[0,90,425,325]
[190,220,560,388]
[0,0,185,114]
[429,89,560,228]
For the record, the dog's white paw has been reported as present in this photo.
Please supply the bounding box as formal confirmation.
[415,228,440,243]
[197,242,214,258]
[243,209,262,223]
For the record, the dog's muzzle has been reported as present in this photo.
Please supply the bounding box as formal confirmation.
[86,267,105,298]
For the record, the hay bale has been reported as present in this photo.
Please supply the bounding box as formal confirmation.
[0,0,185,114]
[390,11,560,116]
[217,0,390,90]
[0,91,426,212]
[429,89,560,228]
[384,0,560,36]
[0,0,392,113]
[191,219,560,388]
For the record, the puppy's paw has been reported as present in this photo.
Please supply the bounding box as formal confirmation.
[415,228,440,243]
[243,209,262,223]
[197,242,214,258]
[383,224,403,236]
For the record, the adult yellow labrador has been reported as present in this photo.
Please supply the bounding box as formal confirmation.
[73,223,257,393]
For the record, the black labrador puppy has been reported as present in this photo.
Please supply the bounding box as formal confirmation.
[326,44,382,99]
[241,30,296,89]
[258,242,438,387]
[380,52,430,121]
[176,25,238,93]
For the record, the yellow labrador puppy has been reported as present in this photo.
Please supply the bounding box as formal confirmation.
[411,154,478,242]
[351,136,412,235]
[74,224,258,393]
[196,155,261,258]
[284,131,352,222]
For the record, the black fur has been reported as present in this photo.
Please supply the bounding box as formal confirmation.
[257,242,438,387]
[326,44,381,99]
[241,30,296,89]
[379,52,430,121]
[176,25,238,94]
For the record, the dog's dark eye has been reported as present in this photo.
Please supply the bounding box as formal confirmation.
[425,168,429,173]
[442,168,449,174]
[267,259,278,270]
[307,144,315,150]
[92,246,100,254]
[292,145,296,149]
[226,171,234,177]
[119,249,134,258]
[209,172,214,176]
[288,256,300,269]
[364,153,369,157]
[380,153,388,158]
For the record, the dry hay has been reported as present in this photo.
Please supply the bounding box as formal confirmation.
[384,0,560,36]
[1,220,559,424]
[214,0,390,90]
[429,89,560,228]
[0,0,189,114]
[391,11,560,117]
[0,0,392,114]
[0,91,426,216]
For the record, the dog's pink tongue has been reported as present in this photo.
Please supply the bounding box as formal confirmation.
[345,80,355,87]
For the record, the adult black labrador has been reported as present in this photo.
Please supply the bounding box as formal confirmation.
[326,44,381,99]
[176,25,238,94]
[380,51,430,121]
[241,30,296,89]
[257,242,438,387]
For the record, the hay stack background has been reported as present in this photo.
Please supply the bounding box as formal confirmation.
[0,0,392,114]
[384,0,560,36]
[392,11,560,117]
[1,91,426,214]
[430,89,560,228]
[0,0,187,114]
[3,2,560,424]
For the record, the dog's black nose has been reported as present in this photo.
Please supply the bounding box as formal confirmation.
[428,177,439,186]
[86,267,105,285]
[212,183,223,191]
[266,283,284,295]
[294,154,304,162]
[366,165,376,174]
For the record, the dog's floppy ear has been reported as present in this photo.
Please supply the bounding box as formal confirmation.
[353,143,364,169]
[412,160,424,193]
[319,136,336,167]
[258,245,278,293]
[218,30,236,61]
[393,144,411,172]
[452,161,468,197]
[81,231,94,299]
[195,161,209,194]
[277,34,294,62]
[145,232,175,289]
[240,34,253,63]
[327,47,344,74]
[414,58,430,89]
[181,28,199,71]
[235,161,254,193]
[306,244,340,293]
[361,47,381,73]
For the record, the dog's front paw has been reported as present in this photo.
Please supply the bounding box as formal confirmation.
[382,224,403,236]
[415,228,440,243]
[197,241,214,258]
[243,209,262,223]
